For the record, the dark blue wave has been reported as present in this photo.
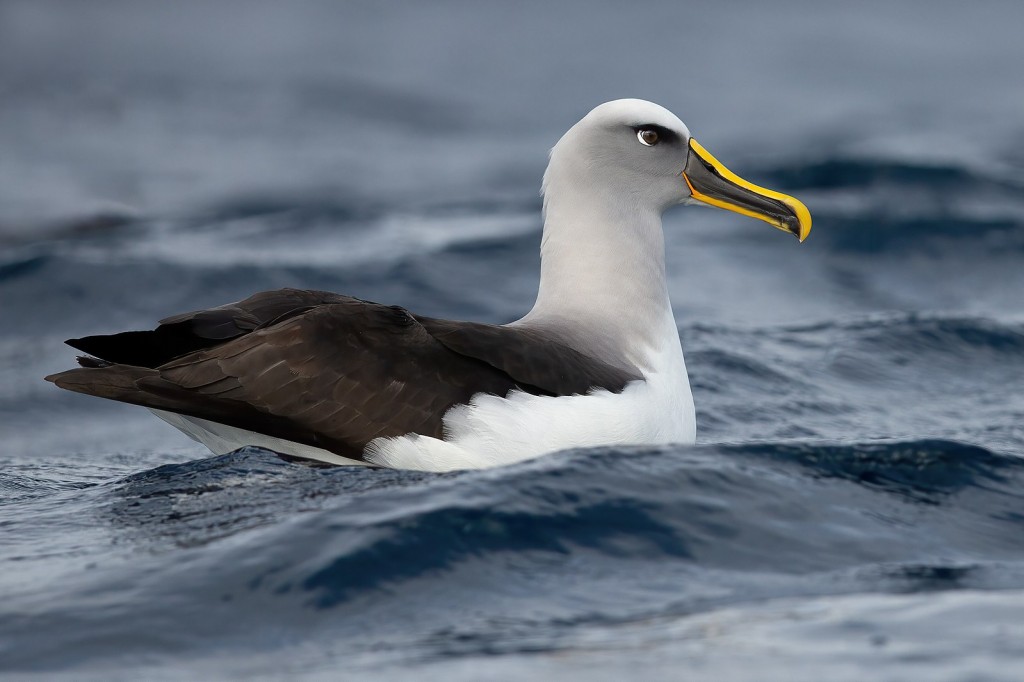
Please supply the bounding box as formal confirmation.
[4,438,1022,671]
[810,214,1022,253]
[764,158,1022,194]
[838,315,1024,358]
[756,158,1024,253]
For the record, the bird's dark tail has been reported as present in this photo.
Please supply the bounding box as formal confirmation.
[75,355,112,368]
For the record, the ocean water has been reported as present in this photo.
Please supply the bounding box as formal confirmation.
[2,1,1024,679]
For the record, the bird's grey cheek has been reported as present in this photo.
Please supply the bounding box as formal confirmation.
[672,179,693,205]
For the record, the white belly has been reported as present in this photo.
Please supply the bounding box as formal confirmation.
[149,409,371,467]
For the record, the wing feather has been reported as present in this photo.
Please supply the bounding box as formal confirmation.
[48,288,644,460]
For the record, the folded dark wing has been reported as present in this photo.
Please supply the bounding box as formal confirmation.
[48,289,641,459]
[51,299,520,458]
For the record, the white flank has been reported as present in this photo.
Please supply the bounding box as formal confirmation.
[150,409,372,467]
[364,309,695,472]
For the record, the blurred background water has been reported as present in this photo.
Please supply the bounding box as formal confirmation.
[2,1,1024,679]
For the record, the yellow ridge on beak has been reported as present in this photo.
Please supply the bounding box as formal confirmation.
[683,138,812,242]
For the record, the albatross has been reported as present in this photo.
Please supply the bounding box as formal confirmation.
[46,99,811,472]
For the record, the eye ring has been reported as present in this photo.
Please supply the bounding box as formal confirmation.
[637,128,659,146]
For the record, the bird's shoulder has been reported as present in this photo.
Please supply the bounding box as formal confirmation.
[415,316,640,396]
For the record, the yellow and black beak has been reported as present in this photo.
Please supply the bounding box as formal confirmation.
[683,139,811,242]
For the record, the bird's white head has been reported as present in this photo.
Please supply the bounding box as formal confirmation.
[544,98,811,241]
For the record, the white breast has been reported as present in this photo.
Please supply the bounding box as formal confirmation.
[364,322,695,472]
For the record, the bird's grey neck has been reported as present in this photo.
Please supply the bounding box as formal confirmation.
[514,186,676,372]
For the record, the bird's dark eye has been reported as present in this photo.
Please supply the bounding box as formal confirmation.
[637,128,659,146]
